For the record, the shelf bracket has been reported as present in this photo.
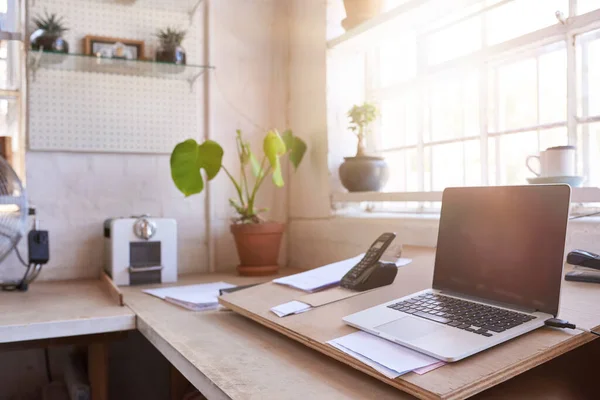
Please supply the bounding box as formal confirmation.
[28,48,44,82]
[187,69,206,93]
[188,0,205,25]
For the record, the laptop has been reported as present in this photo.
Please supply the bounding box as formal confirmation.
[343,185,571,362]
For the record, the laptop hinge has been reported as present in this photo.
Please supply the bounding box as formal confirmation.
[437,289,538,314]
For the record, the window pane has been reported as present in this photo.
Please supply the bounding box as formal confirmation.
[0,39,20,90]
[579,123,600,186]
[539,127,568,151]
[431,142,463,190]
[428,72,479,142]
[380,93,417,149]
[539,46,567,124]
[383,149,418,192]
[427,16,481,65]
[383,150,406,191]
[327,49,365,160]
[577,29,600,118]
[487,0,569,46]
[379,35,416,86]
[495,131,538,185]
[496,58,537,130]
[0,98,21,171]
[465,139,481,186]
[577,0,600,15]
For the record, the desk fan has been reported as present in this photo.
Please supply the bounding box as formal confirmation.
[0,156,49,291]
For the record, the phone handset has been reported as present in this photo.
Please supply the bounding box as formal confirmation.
[340,233,398,292]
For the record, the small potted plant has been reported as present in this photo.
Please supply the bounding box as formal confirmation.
[155,27,187,65]
[339,102,389,192]
[170,129,306,276]
[342,0,383,31]
[30,11,69,53]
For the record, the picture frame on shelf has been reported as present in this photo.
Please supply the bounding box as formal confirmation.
[83,35,145,60]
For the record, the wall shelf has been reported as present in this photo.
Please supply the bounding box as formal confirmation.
[28,51,214,88]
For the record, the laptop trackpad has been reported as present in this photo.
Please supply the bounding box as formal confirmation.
[376,316,443,341]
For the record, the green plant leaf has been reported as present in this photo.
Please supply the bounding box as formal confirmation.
[282,130,307,170]
[249,151,262,178]
[263,130,286,187]
[170,139,223,197]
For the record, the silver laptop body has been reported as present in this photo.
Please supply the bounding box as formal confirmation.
[343,185,571,362]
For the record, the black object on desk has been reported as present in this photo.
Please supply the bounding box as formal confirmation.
[340,232,398,292]
[567,249,600,269]
[565,249,600,284]
[219,284,259,295]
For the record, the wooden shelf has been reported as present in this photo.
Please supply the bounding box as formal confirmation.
[327,0,424,49]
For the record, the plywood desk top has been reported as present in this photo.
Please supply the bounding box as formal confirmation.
[0,279,136,344]
[121,271,411,400]
[220,246,600,400]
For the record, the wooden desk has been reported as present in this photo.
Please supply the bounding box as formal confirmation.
[121,272,411,400]
[221,247,600,400]
[0,279,136,400]
[0,279,135,343]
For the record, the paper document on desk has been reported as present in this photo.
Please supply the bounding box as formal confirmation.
[273,255,412,293]
[143,282,236,311]
[270,300,312,317]
[328,332,443,378]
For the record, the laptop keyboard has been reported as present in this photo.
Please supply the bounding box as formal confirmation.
[387,293,537,337]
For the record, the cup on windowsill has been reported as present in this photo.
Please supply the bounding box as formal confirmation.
[525,146,584,187]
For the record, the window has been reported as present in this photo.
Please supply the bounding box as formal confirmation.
[0,0,25,178]
[327,0,600,206]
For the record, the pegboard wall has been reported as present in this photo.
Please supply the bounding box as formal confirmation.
[28,0,206,154]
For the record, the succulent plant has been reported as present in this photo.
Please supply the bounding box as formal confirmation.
[32,11,68,36]
[156,27,186,49]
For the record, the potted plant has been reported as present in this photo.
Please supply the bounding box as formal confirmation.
[30,12,69,53]
[170,129,307,276]
[342,0,383,31]
[155,27,187,65]
[339,102,389,192]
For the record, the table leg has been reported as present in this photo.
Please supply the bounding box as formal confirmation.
[88,342,108,400]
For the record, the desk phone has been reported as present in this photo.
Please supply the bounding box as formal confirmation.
[340,233,398,292]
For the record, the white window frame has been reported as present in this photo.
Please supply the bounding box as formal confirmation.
[329,0,600,209]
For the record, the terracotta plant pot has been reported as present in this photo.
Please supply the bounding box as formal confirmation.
[342,0,383,31]
[231,222,285,276]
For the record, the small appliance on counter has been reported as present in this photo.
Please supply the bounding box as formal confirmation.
[104,215,177,286]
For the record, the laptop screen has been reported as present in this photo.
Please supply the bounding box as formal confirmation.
[432,185,571,316]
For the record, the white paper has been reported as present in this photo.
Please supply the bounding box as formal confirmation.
[273,254,365,292]
[144,282,236,312]
[165,297,219,312]
[270,300,312,317]
[143,282,235,300]
[328,332,439,377]
[413,361,445,375]
[273,255,412,293]
[394,258,412,267]
[329,342,400,379]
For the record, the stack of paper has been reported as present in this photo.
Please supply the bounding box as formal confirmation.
[328,332,445,378]
[270,301,312,317]
[144,282,236,311]
[273,255,412,293]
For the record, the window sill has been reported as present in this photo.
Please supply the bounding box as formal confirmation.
[332,187,600,204]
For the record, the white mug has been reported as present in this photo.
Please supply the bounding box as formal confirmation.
[526,146,576,177]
